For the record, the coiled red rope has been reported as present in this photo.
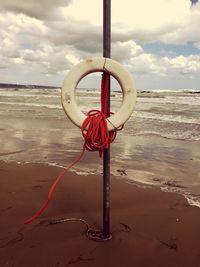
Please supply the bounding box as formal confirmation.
[24,73,121,224]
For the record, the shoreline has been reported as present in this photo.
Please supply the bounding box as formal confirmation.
[1,160,200,266]
[1,113,199,198]
[2,156,200,210]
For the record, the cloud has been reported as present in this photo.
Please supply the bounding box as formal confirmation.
[0,0,199,88]
[159,4,200,46]
[0,0,72,19]
[116,48,200,79]
[0,55,9,69]
[163,55,200,74]
[0,12,47,52]
[19,42,81,75]
[110,0,200,48]
[112,41,143,63]
[47,20,102,54]
[60,0,200,49]
[128,53,167,77]
[194,42,200,49]
[61,0,102,25]
[0,11,75,76]
[0,36,19,58]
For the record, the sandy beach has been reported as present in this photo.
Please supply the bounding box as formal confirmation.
[1,160,200,267]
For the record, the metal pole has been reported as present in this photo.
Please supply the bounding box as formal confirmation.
[103,0,111,238]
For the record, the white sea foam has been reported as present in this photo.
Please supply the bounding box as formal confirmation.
[0,101,62,109]
[184,194,200,208]
[138,96,200,106]
[131,130,200,141]
[0,92,60,98]
[161,186,200,208]
[134,111,200,124]
[0,87,60,92]
[144,88,200,94]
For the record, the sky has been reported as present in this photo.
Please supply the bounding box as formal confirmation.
[0,0,200,90]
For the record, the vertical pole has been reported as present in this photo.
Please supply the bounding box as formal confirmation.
[103,0,111,238]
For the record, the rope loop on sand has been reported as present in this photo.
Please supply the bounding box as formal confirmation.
[41,217,112,241]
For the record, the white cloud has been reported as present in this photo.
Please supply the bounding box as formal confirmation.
[130,53,200,78]
[0,12,47,55]
[0,37,19,58]
[10,58,24,64]
[130,53,166,76]
[20,45,79,75]
[163,55,200,74]
[112,40,143,62]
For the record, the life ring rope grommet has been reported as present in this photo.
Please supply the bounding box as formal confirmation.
[61,57,137,131]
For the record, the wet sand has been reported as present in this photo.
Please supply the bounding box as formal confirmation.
[1,115,200,199]
[1,161,200,267]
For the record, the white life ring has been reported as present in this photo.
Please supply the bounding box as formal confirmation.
[61,57,136,131]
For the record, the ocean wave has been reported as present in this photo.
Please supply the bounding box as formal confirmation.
[0,87,60,93]
[1,100,199,126]
[138,96,200,106]
[0,92,60,98]
[0,101,62,110]
[184,193,200,208]
[161,186,200,208]
[131,130,200,141]
[134,111,200,125]
[142,89,200,94]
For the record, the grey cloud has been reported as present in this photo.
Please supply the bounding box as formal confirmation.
[0,57,8,69]
[46,20,146,56]
[0,0,72,19]
[47,20,102,54]
[112,30,135,42]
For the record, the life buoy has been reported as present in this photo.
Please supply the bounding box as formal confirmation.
[61,57,136,131]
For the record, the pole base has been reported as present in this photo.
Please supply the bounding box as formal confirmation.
[87,229,112,242]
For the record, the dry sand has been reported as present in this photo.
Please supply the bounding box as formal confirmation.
[1,160,200,267]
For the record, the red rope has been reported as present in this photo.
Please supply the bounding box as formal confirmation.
[24,148,85,224]
[24,72,119,224]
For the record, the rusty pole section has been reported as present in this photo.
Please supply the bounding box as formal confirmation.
[103,0,111,238]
